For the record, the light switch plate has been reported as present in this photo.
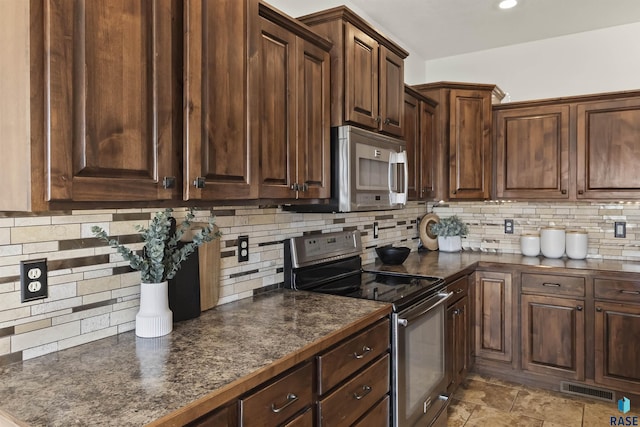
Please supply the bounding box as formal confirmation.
[21,259,48,302]
[615,222,626,238]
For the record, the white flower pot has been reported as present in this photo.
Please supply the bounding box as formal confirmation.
[438,235,462,252]
[136,281,173,338]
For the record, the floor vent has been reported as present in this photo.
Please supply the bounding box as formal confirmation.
[560,381,615,402]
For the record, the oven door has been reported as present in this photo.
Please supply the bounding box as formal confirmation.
[392,291,453,427]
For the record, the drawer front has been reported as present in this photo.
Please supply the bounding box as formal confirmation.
[353,395,390,427]
[317,319,390,394]
[595,278,640,303]
[319,354,390,426]
[446,275,469,303]
[284,408,313,427]
[240,362,312,427]
[521,273,585,297]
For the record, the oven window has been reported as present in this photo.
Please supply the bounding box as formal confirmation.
[399,304,445,421]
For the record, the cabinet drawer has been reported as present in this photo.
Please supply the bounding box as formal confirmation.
[317,319,390,394]
[595,278,640,303]
[521,273,585,297]
[318,354,390,426]
[446,275,469,303]
[353,395,390,427]
[240,362,312,427]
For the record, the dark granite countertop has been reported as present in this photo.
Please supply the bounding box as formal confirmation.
[0,290,390,427]
[363,251,640,281]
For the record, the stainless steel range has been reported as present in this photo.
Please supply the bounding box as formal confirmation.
[284,230,451,427]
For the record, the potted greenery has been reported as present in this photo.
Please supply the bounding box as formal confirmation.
[429,215,469,252]
[92,208,221,338]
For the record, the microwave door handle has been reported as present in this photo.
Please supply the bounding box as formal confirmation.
[388,151,408,205]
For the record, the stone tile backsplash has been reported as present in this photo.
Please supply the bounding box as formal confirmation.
[0,200,639,365]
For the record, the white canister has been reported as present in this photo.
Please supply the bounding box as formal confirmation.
[540,227,566,259]
[566,230,588,260]
[520,233,540,257]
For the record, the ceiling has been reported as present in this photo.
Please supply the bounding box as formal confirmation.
[346,0,640,60]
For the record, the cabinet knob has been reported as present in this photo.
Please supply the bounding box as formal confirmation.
[193,177,205,189]
[578,189,584,195]
[453,308,461,315]
[576,305,583,311]
[452,190,457,195]
[302,183,309,192]
[375,116,381,123]
[384,118,391,125]
[596,307,602,312]
[290,183,299,191]
[561,189,567,195]
[162,176,176,189]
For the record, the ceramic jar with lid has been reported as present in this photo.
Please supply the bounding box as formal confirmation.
[540,227,565,259]
[566,229,588,259]
[520,233,540,257]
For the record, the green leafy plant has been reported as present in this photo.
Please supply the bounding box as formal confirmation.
[429,215,469,237]
[91,208,221,283]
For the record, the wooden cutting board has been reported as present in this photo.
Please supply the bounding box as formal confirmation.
[182,224,220,311]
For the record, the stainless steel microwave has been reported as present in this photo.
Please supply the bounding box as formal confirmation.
[285,125,408,212]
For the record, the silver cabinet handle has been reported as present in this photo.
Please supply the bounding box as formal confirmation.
[620,290,640,295]
[542,283,561,287]
[353,385,372,400]
[270,393,298,413]
[353,346,372,359]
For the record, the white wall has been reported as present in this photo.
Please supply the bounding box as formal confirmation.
[267,0,426,84]
[422,22,640,102]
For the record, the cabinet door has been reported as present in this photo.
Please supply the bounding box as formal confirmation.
[495,105,570,199]
[521,295,585,380]
[594,301,640,394]
[296,38,331,199]
[577,98,640,199]
[404,91,421,200]
[46,0,179,202]
[448,89,491,199]
[257,18,297,199]
[474,271,512,362]
[420,101,437,200]
[184,0,259,201]
[379,46,404,136]
[344,23,379,130]
[447,295,470,391]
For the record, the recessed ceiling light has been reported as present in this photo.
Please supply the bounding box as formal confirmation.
[499,0,518,9]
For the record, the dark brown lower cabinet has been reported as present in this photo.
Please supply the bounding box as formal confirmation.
[446,275,471,392]
[474,271,513,363]
[521,294,585,380]
[594,301,640,394]
[187,403,237,427]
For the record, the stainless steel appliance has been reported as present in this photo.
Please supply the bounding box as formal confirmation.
[284,125,408,212]
[284,230,451,427]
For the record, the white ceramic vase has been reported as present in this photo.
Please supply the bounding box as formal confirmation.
[438,235,462,252]
[136,281,173,338]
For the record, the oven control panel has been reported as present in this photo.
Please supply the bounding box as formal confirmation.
[288,230,363,268]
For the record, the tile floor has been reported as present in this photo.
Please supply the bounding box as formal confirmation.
[448,373,640,426]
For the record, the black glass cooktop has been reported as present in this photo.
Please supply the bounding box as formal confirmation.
[305,270,445,312]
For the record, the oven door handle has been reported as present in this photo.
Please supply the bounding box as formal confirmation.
[397,291,453,326]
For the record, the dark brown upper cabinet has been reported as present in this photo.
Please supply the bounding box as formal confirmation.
[576,97,640,199]
[493,90,640,201]
[414,82,494,200]
[404,86,437,201]
[3,0,182,211]
[299,7,408,137]
[184,0,260,202]
[255,5,332,200]
[494,104,570,199]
